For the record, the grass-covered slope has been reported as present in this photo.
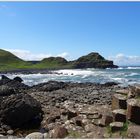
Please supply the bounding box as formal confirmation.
[0,49,32,71]
[0,49,118,71]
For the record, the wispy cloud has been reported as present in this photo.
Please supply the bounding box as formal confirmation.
[108,53,140,66]
[4,49,69,61]
[0,4,16,17]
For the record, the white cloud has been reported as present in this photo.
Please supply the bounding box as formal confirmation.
[57,52,69,58]
[108,53,140,66]
[4,49,69,61]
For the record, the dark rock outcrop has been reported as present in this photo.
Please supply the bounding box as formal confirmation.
[72,52,118,69]
[13,76,23,83]
[0,85,15,96]
[31,81,67,92]
[0,93,43,128]
[0,75,29,91]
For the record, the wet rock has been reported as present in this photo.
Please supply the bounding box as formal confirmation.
[112,109,126,122]
[1,75,10,80]
[109,122,124,132]
[13,76,23,83]
[25,132,44,139]
[103,82,118,87]
[0,85,15,96]
[0,93,43,128]
[31,81,67,92]
[50,126,68,138]
[127,99,140,124]
[112,94,127,110]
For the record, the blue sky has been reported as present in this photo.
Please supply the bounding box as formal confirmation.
[0,2,140,66]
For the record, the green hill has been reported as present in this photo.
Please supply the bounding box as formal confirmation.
[0,49,118,71]
[0,49,32,71]
[33,57,69,69]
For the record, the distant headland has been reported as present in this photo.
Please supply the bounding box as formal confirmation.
[0,49,118,72]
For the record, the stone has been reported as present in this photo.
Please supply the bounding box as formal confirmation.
[74,116,83,127]
[116,89,129,95]
[112,109,126,122]
[7,130,14,135]
[43,133,49,139]
[0,134,7,139]
[50,126,68,138]
[0,85,15,96]
[92,114,113,127]
[129,85,140,98]
[25,132,44,139]
[87,113,102,119]
[13,76,23,83]
[1,75,10,80]
[109,122,124,132]
[0,93,43,128]
[127,99,140,124]
[67,109,78,120]
[84,124,96,132]
[103,132,111,138]
[112,94,127,110]
[127,124,140,138]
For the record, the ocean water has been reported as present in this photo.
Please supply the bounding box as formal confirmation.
[1,67,140,87]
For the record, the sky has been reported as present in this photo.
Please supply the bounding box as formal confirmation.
[0,2,140,66]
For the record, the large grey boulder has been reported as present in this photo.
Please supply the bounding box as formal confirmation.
[0,93,43,128]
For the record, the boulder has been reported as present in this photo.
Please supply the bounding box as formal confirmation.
[98,114,113,127]
[84,124,96,132]
[112,109,126,122]
[112,94,127,110]
[109,122,124,132]
[13,76,23,83]
[31,81,67,92]
[0,93,43,128]
[127,99,140,124]
[0,85,15,96]
[25,132,44,139]
[50,126,68,138]
[127,124,140,138]
[7,129,14,135]
[1,75,10,80]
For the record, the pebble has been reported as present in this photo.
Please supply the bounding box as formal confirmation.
[25,132,44,139]
[7,130,14,135]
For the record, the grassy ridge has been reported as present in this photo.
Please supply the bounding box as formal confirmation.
[0,49,118,71]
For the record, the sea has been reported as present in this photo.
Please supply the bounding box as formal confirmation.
[1,67,140,87]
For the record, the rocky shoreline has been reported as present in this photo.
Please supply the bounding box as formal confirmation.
[0,75,139,138]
